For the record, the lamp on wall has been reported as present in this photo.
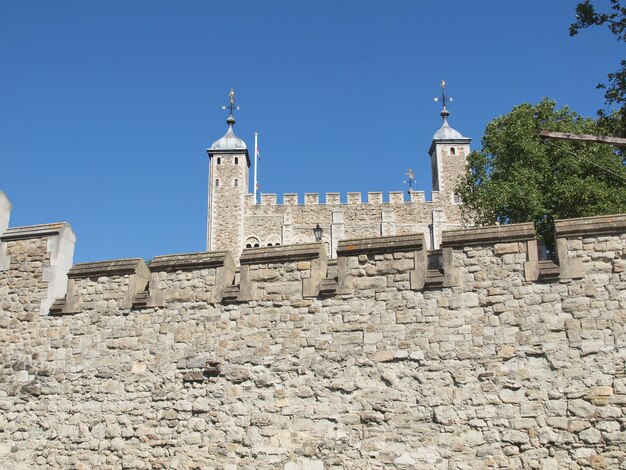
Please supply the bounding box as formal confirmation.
[313,224,323,242]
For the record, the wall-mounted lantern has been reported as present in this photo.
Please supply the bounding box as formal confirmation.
[313,224,323,242]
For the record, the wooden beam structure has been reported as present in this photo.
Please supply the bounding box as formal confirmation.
[539,130,626,148]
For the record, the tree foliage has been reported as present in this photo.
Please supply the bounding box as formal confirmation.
[456,99,626,245]
[570,0,626,137]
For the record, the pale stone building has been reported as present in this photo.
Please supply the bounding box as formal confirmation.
[206,95,471,261]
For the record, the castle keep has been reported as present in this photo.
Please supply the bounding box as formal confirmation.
[206,90,470,260]
[1,180,625,468]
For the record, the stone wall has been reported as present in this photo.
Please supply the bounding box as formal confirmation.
[0,194,625,469]
[243,190,464,258]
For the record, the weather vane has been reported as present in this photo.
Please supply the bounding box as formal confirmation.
[222,88,240,116]
[404,168,415,194]
[433,80,453,110]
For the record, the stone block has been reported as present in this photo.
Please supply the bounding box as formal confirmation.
[579,428,601,444]
[442,222,535,248]
[304,193,319,205]
[371,350,394,362]
[325,192,340,205]
[283,193,298,205]
[459,292,479,308]
[605,431,626,443]
[499,388,524,404]
[367,192,382,204]
[520,402,543,417]
[569,399,595,418]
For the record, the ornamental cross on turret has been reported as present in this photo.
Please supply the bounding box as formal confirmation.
[434,80,453,110]
[222,88,240,116]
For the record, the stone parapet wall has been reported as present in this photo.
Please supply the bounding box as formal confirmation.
[243,191,464,257]
[0,220,75,316]
[0,200,625,468]
[247,190,440,206]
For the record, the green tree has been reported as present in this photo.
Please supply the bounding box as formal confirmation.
[570,0,626,137]
[456,99,626,247]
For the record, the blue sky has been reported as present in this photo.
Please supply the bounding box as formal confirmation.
[1,0,622,263]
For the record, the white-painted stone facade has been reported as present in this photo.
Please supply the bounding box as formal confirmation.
[206,110,471,261]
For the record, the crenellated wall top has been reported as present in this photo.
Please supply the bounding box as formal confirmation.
[245,190,434,207]
[1,188,625,315]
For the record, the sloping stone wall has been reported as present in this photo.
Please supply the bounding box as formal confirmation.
[0,205,625,469]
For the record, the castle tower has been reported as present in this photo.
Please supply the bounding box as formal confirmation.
[428,81,471,247]
[428,83,471,199]
[206,90,250,256]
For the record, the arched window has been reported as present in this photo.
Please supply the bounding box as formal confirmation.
[453,193,461,204]
[245,236,260,249]
[450,147,456,155]
[234,178,239,187]
[217,157,221,165]
[267,238,281,247]
[234,157,239,165]
[215,179,220,188]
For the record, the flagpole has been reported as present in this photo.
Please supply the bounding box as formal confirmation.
[253,132,258,204]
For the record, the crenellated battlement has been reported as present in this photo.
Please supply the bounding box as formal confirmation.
[245,190,434,206]
[2,187,624,315]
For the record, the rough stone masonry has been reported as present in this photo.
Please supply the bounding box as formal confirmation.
[0,190,625,469]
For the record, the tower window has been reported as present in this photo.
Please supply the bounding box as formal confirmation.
[217,157,221,165]
[234,157,239,165]
[453,193,461,204]
[215,179,220,188]
[245,237,260,249]
[234,178,239,187]
[450,147,456,155]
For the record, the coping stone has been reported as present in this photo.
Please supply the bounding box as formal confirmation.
[1,222,71,242]
[555,214,626,238]
[336,233,424,257]
[240,243,323,265]
[150,251,233,272]
[68,258,148,279]
[441,223,535,248]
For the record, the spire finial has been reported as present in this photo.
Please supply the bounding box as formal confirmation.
[221,88,240,127]
[434,80,452,123]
